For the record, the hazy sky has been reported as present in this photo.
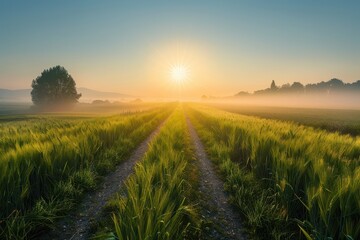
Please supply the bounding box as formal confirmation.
[1,1,359,97]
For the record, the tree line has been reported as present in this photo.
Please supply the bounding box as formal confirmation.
[236,78,360,96]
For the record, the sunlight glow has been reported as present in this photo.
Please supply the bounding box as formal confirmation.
[170,64,189,84]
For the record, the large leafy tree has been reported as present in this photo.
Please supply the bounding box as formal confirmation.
[31,66,81,107]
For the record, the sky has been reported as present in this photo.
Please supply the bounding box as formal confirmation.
[0,0,360,98]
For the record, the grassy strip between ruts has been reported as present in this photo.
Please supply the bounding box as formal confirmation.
[0,104,173,239]
[187,104,360,240]
[94,105,200,240]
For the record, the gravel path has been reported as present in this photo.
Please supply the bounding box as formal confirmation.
[187,118,246,240]
[40,120,167,240]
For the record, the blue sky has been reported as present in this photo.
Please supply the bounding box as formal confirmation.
[0,1,359,97]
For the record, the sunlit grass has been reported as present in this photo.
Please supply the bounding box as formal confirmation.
[1,102,359,239]
[187,104,360,240]
[109,106,199,239]
[0,105,173,239]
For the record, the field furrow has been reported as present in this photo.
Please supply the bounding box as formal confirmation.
[90,106,201,239]
[187,104,360,240]
[0,104,173,239]
[187,117,246,240]
[40,118,168,240]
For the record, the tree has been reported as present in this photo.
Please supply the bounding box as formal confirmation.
[291,82,304,89]
[31,66,81,107]
[290,82,304,93]
[270,80,278,90]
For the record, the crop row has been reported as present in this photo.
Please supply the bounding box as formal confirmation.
[187,104,360,239]
[0,105,172,239]
[97,106,200,239]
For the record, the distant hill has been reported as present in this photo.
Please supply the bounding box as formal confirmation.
[0,88,132,103]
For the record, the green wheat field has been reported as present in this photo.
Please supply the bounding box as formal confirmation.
[0,103,359,240]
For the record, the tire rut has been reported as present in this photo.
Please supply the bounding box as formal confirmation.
[40,120,167,240]
[186,117,246,240]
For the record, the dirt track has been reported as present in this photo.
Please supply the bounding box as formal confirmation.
[187,118,246,240]
[40,120,166,240]
[40,115,246,240]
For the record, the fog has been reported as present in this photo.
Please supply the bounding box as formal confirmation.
[200,92,360,110]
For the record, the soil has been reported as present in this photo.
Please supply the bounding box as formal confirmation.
[187,118,247,240]
[39,120,166,240]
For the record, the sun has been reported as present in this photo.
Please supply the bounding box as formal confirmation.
[170,64,189,84]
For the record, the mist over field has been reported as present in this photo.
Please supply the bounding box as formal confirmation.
[0,88,133,103]
[209,92,360,109]
[199,78,360,109]
[2,79,360,110]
